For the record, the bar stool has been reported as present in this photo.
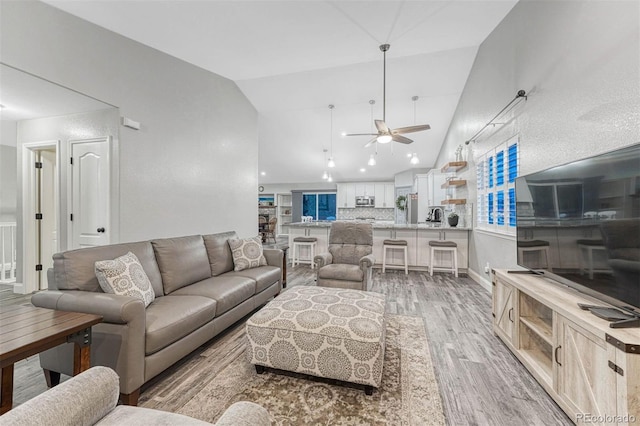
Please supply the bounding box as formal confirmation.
[577,239,608,279]
[517,240,550,270]
[292,237,317,268]
[382,239,408,274]
[429,240,458,277]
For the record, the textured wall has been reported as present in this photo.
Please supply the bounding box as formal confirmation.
[435,1,640,281]
[1,1,258,247]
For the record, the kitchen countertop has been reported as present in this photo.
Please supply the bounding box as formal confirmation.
[284,221,471,230]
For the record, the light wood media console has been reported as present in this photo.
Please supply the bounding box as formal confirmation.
[492,269,639,425]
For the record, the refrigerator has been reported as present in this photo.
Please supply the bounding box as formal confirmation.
[406,193,420,224]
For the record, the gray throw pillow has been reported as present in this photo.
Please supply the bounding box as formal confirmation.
[228,236,268,271]
[95,251,155,307]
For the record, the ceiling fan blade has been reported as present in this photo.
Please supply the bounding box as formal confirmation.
[375,120,390,134]
[343,133,377,137]
[392,134,413,144]
[363,137,378,148]
[392,124,431,134]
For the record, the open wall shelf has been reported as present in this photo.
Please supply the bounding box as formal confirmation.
[440,161,468,173]
[441,179,467,188]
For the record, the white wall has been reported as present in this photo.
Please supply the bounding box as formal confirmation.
[436,1,640,282]
[1,1,259,245]
[0,122,17,222]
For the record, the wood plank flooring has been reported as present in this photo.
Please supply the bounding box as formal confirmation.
[4,266,571,425]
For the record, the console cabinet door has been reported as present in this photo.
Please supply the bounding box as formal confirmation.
[555,315,617,424]
[492,277,516,344]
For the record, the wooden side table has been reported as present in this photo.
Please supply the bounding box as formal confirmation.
[0,305,102,414]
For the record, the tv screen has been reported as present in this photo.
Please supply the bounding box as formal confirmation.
[515,143,640,315]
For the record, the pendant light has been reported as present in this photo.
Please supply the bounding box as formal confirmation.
[409,96,420,164]
[322,149,329,179]
[327,104,336,168]
[367,100,377,166]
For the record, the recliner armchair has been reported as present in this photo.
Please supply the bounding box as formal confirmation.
[314,222,375,291]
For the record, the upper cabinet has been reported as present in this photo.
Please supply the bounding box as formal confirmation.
[337,182,394,209]
[337,183,356,208]
[374,183,395,208]
[354,183,375,197]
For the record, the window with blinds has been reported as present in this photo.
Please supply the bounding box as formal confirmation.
[476,135,520,234]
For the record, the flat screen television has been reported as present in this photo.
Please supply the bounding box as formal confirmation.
[515,143,640,320]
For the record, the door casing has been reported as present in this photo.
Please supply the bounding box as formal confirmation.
[20,140,61,294]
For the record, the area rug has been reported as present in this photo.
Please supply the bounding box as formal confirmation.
[139,314,445,425]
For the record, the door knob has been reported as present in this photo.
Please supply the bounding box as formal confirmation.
[97,227,105,233]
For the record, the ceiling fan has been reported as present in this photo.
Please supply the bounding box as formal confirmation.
[344,44,431,148]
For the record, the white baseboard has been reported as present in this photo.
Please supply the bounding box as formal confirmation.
[10,282,26,294]
[468,268,492,293]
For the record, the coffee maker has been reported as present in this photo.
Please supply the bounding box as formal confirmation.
[427,206,444,223]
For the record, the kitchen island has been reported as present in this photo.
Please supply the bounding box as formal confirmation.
[284,221,471,274]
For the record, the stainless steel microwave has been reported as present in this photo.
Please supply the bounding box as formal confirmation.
[355,196,375,207]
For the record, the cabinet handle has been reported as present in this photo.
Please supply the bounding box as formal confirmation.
[554,346,562,366]
[508,308,514,322]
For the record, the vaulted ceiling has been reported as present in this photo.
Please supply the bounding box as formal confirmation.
[43,0,518,184]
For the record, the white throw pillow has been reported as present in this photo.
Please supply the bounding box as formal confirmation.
[95,252,155,307]
[228,236,268,271]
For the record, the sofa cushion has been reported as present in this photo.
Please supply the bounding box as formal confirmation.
[228,236,267,271]
[318,263,364,282]
[151,235,211,294]
[95,252,155,307]
[171,276,255,316]
[225,266,281,293]
[203,231,238,276]
[53,241,164,296]
[145,295,216,355]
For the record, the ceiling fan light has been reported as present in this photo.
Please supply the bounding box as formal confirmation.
[327,157,336,168]
[377,134,392,144]
[322,170,328,180]
[410,153,420,165]
[368,154,376,166]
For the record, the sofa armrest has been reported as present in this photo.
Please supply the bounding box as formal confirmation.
[263,248,283,268]
[215,401,271,426]
[32,290,145,324]
[314,252,333,269]
[0,366,119,426]
[359,254,375,270]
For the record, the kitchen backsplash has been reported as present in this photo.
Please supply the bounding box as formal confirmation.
[337,208,395,220]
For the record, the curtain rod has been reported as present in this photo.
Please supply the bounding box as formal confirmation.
[465,90,527,145]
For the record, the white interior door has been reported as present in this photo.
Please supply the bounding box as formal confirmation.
[70,137,110,249]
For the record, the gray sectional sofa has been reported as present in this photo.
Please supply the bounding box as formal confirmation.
[31,232,283,405]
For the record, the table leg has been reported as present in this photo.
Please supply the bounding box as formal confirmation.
[73,345,91,375]
[68,327,92,376]
[282,247,288,288]
[1,364,14,414]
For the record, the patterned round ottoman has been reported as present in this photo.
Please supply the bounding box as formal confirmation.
[246,286,387,395]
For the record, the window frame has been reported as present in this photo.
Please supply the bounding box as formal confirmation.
[476,135,520,235]
[302,192,337,221]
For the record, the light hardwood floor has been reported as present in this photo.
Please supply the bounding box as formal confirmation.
[5,267,571,425]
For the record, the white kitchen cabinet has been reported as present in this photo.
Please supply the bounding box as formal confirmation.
[355,183,375,197]
[413,174,429,222]
[287,226,330,263]
[427,169,447,206]
[372,228,417,266]
[337,183,356,208]
[374,183,395,208]
[416,228,469,270]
